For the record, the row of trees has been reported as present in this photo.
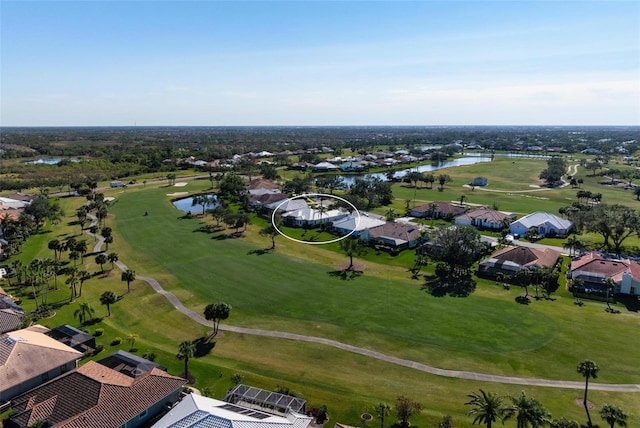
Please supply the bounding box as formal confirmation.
[465,360,627,428]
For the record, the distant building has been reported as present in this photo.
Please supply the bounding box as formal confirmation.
[455,207,516,230]
[478,246,561,277]
[410,202,466,219]
[509,212,573,237]
[471,177,488,186]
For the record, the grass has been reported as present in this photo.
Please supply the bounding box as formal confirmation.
[4,159,640,426]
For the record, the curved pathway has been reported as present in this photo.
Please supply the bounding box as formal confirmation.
[84,209,640,393]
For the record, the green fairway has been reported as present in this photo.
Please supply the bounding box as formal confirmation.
[101,184,640,384]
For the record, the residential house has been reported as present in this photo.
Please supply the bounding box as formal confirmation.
[311,162,339,172]
[0,287,24,334]
[282,207,347,228]
[340,161,367,172]
[152,392,312,428]
[7,359,186,428]
[44,324,96,354]
[455,207,516,230]
[478,246,561,277]
[569,252,640,297]
[410,202,466,219]
[509,212,573,237]
[0,325,82,403]
[367,222,423,250]
[266,198,308,213]
[249,193,290,210]
[331,213,386,240]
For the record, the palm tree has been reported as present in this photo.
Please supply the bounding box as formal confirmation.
[177,340,196,380]
[466,389,511,428]
[374,402,390,428]
[577,360,600,427]
[121,269,136,293]
[77,270,91,298]
[66,268,80,302]
[339,237,367,271]
[48,239,62,261]
[509,390,550,428]
[95,254,107,272]
[107,252,119,270]
[203,302,232,336]
[100,290,117,317]
[127,333,139,351]
[231,373,244,386]
[600,404,627,428]
[602,277,617,311]
[74,301,95,325]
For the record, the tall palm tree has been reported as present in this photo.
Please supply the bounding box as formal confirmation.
[599,404,627,428]
[74,301,95,325]
[121,269,136,293]
[577,360,600,427]
[375,402,390,428]
[95,254,107,272]
[77,270,91,298]
[100,290,117,317]
[466,389,511,428]
[339,237,367,271]
[177,340,196,380]
[107,252,119,270]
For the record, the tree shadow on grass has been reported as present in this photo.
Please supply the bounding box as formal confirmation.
[516,295,531,305]
[193,336,216,358]
[615,294,639,312]
[247,248,272,256]
[327,269,363,281]
[422,274,476,297]
[193,225,219,234]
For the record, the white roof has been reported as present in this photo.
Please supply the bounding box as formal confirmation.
[249,188,281,196]
[0,197,29,209]
[312,162,338,170]
[332,214,386,232]
[266,199,308,212]
[282,208,344,222]
[153,394,312,428]
[511,211,572,230]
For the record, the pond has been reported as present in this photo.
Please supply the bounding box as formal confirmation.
[172,195,220,213]
[337,156,493,186]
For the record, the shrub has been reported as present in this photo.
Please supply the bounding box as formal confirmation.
[93,344,105,355]
[94,328,104,336]
[111,337,122,346]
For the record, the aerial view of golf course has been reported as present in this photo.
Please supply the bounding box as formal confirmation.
[1,128,639,427]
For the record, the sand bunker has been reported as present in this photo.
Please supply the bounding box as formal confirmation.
[174,182,188,187]
[167,192,189,197]
[104,197,116,202]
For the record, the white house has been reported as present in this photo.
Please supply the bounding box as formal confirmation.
[153,389,312,428]
[509,212,573,237]
[331,213,386,240]
[282,207,347,227]
[311,162,339,172]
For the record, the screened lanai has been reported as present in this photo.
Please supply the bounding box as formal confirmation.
[223,384,307,415]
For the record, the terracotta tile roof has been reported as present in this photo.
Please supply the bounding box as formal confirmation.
[570,252,640,282]
[368,222,422,243]
[1,326,82,396]
[248,179,279,190]
[489,246,561,268]
[456,207,511,224]
[10,361,186,428]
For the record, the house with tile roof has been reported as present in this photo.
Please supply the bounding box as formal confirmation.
[509,212,573,237]
[367,222,423,250]
[0,325,82,403]
[0,288,25,334]
[410,202,466,219]
[7,360,186,428]
[478,246,562,277]
[454,207,516,230]
[569,252,640,297]
[152,392,312,428]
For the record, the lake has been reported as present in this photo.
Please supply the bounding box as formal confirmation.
[338,156,493,186]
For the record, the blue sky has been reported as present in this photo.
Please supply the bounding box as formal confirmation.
[1,1,638,126]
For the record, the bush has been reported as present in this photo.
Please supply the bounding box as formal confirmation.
[94,328,104,336]
[93,344,105,355]
[111,337,122,346]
